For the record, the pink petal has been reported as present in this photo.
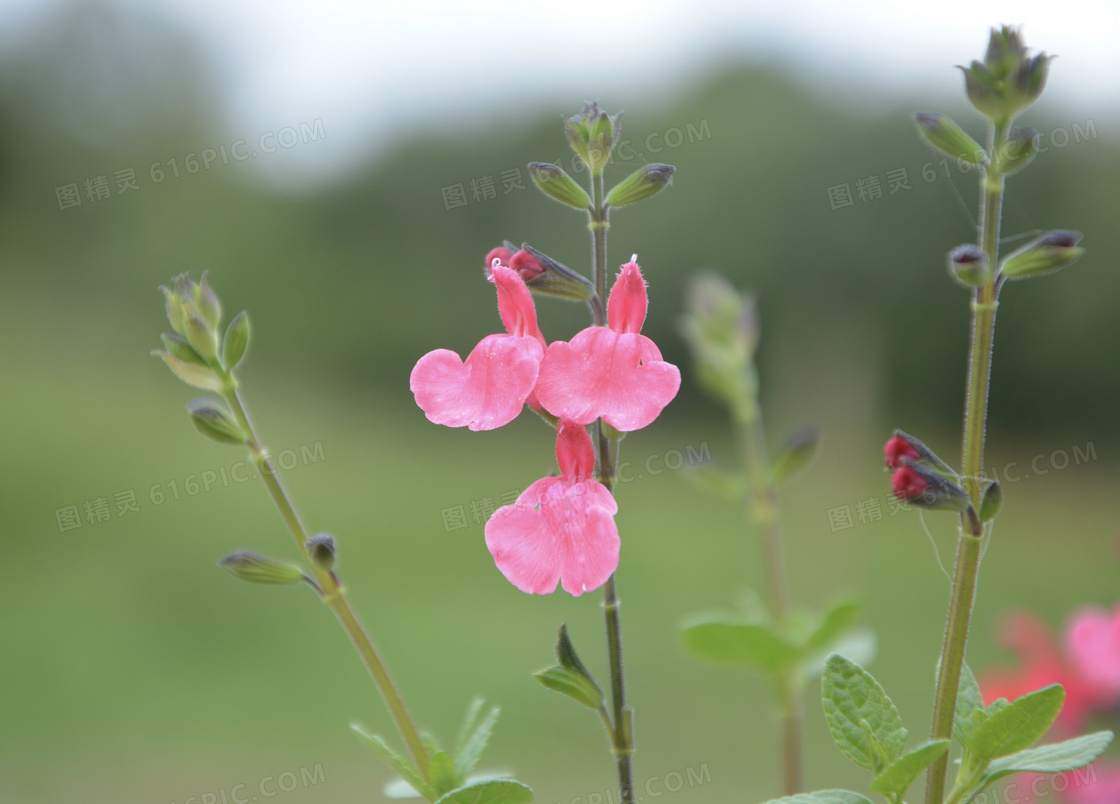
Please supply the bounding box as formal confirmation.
[607,260,647,334]
[555,419,595,482]
[410,334,543,431]
[492,265,545,347]
[485,477,619,597]
[535,327,681,431]
[1067,607,1120,693]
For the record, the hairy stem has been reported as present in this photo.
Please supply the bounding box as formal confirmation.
[223,382,430,782]
[589,169,635,804]
[924,121,1008,804]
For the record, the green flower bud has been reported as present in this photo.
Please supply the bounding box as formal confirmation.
[978,479,1003,523]
[519,244,596,303]
[959,27,1052,124]
[306,533,336,571]
[606,163,675,208]
[528,162,591,209]
[1000,230,1084,281]
[183,308,219,364]
[186,398,247,445]
[160,332,207,366]
[219,551,307,586]
[153,350,224,391]
[564,102,620,176]
[994,128,1040,175]
[223,311,250,371]
[947,244,992,288]
[197,271,222,330]
[160,284,186,336]
[913,113,985,165]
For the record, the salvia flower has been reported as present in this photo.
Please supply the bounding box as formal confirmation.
[1067,603,1120,698]
[890,460,971,513]
[884,429,959,480]
[410,266,546,431]
[535,259,681,431]
[485,420,620,597]
[884,436,922,470]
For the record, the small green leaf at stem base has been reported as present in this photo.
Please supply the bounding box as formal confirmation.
[352,724,437,802]
[454,700,500,781]
[435,779,534,804]
[533,666,603,710]
[868,740,950,797]
[821,654,908,771]
[430,751,459,797]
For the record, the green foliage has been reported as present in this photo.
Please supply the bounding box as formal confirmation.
[222,311,250,371]
[821,655,907,772]
[761,792,872,804]
[867,740,949,797]
[454,698,501,781]
[533,625,604,711]
[951,663,986,746]
[770,427,821,485]
[983,731,1114,780]
[352,724,437,801]
[435,779,534,804]
[967,684,1064,760]
[681,619,801,674]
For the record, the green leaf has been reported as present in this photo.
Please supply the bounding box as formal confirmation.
[802,600,862,655]
[821,654,908,771]
[952,663,985,746]
[223,311,250,371]
[555,625,597,683]
[154,349,224,391]
[351,724,436,801]
[984,731,1113,781]
[430,750,459,796]
[805,628,877,680]
[761,791,873,804]
[436,780,534,804]
[455,703,500,781]
[868,740,950,796]
[681,619,800,675]
[968,684,1065,760]
[770,426,821,485]
[533,666,603,710]
[455,697,486,756]
[683,465,746,500]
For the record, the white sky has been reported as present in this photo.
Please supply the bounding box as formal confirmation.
[3,0,1117,187]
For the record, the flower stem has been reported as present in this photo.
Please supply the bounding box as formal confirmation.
[735,390,801,796]
[589,169,635,804]
[222,381,430,783]
[923,122,1008,804]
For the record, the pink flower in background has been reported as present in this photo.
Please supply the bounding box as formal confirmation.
[979,611,1116,732]
[485,420,619,597]
[535,259,681,431]
[410,265,546,431]
[1056,763,1120,804]
[1067,603,1120,699]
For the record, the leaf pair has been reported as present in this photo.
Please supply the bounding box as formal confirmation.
[353,697,533,804]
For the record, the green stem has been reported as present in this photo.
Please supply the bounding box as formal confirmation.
[223,382,431,783]
[589,169,635,804]
[736,387,801,795]
[923,122,1008,804]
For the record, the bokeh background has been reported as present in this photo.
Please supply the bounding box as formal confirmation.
[1,2,1117,803]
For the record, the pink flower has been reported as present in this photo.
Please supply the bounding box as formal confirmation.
[1067,603,1120,699]
[483,247,545,282]
[534,259,681,431]
[884,436,921,469]
[1055,763,1120,804]
[485,420,620,596]
[410,266,546,431]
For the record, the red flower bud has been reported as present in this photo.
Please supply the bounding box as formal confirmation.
[509,250,545,282]
[892,466,928,500]
[884,436,922,469]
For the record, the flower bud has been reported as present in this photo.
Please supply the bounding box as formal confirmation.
[947,244,992,288]
[153,349,224,391]
[978,479,1003,523]
[995,128,1040,175]
[219,551,307,586]
[959,27,1052,124]
[680,273,758,408]
[913,113,985,165]
[161,332,207,366]
[885,430,959,481]
[160,284,187,336]
[223,311,250,372]
[891,460,971,513]
[306,533,336,571]
[528,162,591,209]
[197,271,222,330]
[564,102,620,176]
[606,163,675,208]
[187,398,247,445]
[518,244,595,302]
[183,309,219,364]
[1000,230,1084,281]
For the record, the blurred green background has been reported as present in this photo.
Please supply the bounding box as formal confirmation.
[1,4,1117,804]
